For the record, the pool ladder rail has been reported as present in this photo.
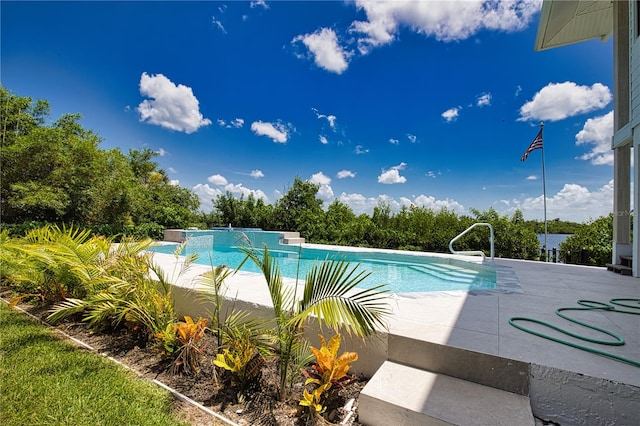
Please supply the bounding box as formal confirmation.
[449,222,494,261]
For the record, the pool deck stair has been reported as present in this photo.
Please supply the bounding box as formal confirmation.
[606,255,633,275]
[359,361,534,426]
[279,231,305,245]
[359,334,534,426]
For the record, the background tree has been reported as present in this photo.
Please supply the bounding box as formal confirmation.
[273,177,325,241]
[211,192,275,229]
[0,86,200,230]
[560,214,614,265]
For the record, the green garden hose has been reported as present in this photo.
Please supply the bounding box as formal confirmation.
[508,298,640,368]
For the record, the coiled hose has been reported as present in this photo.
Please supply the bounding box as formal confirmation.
[509,298,640,368]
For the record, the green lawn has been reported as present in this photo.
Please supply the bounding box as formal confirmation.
[0,303,189,426]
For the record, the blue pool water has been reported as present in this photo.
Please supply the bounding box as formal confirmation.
[152,230,497,294]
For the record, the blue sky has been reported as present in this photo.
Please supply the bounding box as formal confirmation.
[2,1,616,222]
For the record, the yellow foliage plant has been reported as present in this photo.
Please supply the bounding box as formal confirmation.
[300,334,358,415]
[168,316,208,375]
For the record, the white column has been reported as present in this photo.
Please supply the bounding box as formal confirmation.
[634,141,640,277]
[613,145,632,264]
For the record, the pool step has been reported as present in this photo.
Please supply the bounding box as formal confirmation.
[407,262,491,286]
[359,361,534,426]
[280,232,305,245]
[409,263,481,282]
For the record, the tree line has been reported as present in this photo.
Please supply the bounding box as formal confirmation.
[5,85,614,263]
[1,86,198,233]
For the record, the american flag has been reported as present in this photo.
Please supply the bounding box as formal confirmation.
[521,129,543,162]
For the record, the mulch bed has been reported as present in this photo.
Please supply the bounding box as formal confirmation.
[11,302,366,426]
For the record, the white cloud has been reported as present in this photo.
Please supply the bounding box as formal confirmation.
[355,145,369,155]
[378,163,407,184]
[337,170,356,179]
[349,0,540,54]
[196,177,270,210]
[338,193,378,215]
[156,148,167,156]
[309,172,334,201]
[192,183,224,211]
[378,170,406,184]
[250,169,264,179]
[575,111,614,166]
[250,0,268,9]
[217,118,245,128]
[477,93,492,107]
[338,192,463,215]
[392,162,407,170]
[312,108,338,130]
[400,195,465,214]
[137,73,212,134]
[319,135,329,144]
[442,107,460,122]
[426,171,437,178]
[169,179,179,186]
[389,138,399,145]
[207,174,228,186]
[407,134,417,143]
[500,180,614,222]
[167,167,177,173]
[309,172,331,186]
[526,175,538,180]
[292,28,350,74]
[212,15,226,33]
[515,85,522,97]
[224,183,268,201]
[518,82,612,122]
[251,120,290,143]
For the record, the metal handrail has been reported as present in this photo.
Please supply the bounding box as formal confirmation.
[449,222,494,260]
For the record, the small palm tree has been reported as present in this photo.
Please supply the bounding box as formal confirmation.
[2,225,112,305]
[241,245,390,401]
[48,238,196,345]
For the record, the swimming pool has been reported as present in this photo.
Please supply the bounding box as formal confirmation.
[153,230,497,294]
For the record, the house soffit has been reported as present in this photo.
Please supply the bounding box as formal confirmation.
[535,0,613,51]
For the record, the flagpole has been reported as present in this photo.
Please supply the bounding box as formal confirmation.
[540,122,548,262]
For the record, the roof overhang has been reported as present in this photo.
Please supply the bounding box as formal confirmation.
[534,0,614,51]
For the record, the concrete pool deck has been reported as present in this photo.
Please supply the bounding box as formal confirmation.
[152,247,640,425]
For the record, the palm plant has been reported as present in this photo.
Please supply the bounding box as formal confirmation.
[197,264,236,350]
[1,225,112,305]
[197,255,274,392]
[240,245,390,401]
[47,238,195,344]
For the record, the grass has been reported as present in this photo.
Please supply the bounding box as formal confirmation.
[0,303,189,426]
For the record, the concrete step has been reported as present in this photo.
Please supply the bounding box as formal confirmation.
[620,255,632,268]
[280,231,300,239]
[279,232,305,245]
[606,263,632,275]
[359,361,534,426]
[282,237,305,245]
[388,334,529,395]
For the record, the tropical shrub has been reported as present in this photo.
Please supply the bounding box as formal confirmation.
[47,238,194,345]
[166,316,209,375]
[241,244,390,401]
[300,334,358,417]
[560,214,614,266]
[1,225,113,305]
[213,322,266,393]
